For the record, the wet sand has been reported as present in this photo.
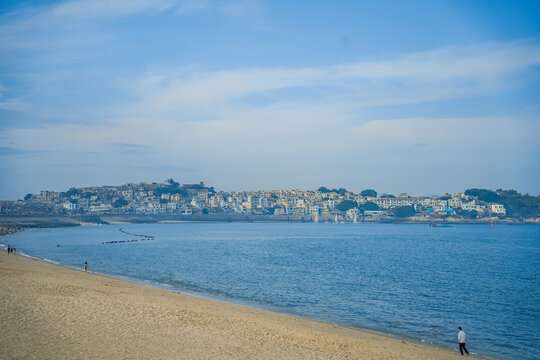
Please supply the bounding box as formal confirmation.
[0,253,479,360]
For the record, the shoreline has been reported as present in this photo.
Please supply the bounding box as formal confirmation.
[0,224,27,236]
[0,214,536,231]
[0,252,483,360]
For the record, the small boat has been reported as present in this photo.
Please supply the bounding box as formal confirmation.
[429,223,451,227]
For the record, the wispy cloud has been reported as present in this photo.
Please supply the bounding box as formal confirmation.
[0,0,264,57]
[1,1,538,198]
[0,146,53,156]
[0,98,25,111]
[51,0,176,17]
[118,41,540,118]
[51,0,262,19]
[2,112,537,195]
[4,40,538,157]
[0,83,25,111]
[176,0,211,14]
[336,41,540,80]
[114,142,154,154]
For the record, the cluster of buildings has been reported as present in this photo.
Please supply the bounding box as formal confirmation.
[0,181,509,222]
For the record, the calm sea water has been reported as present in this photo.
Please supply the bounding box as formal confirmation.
[2,223,539,359]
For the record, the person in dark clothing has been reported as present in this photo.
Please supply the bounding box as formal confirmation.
[84,261,88,272]
[7,244,11,254]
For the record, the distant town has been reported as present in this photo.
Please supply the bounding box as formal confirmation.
[1,179,539,225]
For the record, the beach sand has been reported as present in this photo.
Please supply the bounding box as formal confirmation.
[0,253,479,360]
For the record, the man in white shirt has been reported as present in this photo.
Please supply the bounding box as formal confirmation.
[457,327,469,356]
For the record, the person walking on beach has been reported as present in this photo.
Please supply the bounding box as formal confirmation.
[84,261,88,272]
[457,327,469,356]
[7,244,10,254]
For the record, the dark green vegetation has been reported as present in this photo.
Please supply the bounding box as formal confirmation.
[336,200,358,212]
[465,189,500,202]
[454,208,478,219]
[113,198,128,208]
[154,184,186,198]
[391,206,416,218]
[466,188,540,218]
[317,187,349,196]
[335,200,381,214]
[496,189,540,218]
[360,189,377,197]
[360,202,379,212]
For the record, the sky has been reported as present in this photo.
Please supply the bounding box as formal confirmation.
[0,0,539,199]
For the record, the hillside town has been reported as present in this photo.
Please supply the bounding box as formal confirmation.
[1,179,538,224]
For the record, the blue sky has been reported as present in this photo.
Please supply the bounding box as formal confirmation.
[1,0,539,199]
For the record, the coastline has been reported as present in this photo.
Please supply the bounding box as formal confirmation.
[0,224,27,236]
[0,214,536,230]
[0,252,482,360]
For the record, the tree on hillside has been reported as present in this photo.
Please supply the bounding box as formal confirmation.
[82,192,96,199]
[465,188,500,203]
[455,208,478,219]
[24,193,32,201]
[317,187,348,195]
[154,186,187,198]
[360,202,379,211]
[63,188,79,198]
[336,200,358,212]
[113,198,128,208]
[497,189,540,218]
[360,189,377,197]
[392,206,416,218]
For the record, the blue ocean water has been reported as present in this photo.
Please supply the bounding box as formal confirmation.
[2,223,539,360]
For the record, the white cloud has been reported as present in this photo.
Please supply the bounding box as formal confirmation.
[2,110,537,196]
[1,38,539,196]
[219,0,263,19]
[350,116,539,147]
[50,0,262,18]
[117,41,540,118]
[0,0,263,54]
[0,98,25,111]
[51,0,179,18]
[177,0,211,14]
[337,42,540,80]
[0,83,26,111]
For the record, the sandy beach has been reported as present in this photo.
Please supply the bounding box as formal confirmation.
[0,252,479,360]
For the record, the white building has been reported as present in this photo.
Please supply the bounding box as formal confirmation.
[491,204,506,215]
[375,197,416,209]
[461,201,486,213]
[89,204,112,212]
[63,202,78,210]
[448,198,462,208]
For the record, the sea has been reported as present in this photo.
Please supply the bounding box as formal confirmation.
[1,222,539,360]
